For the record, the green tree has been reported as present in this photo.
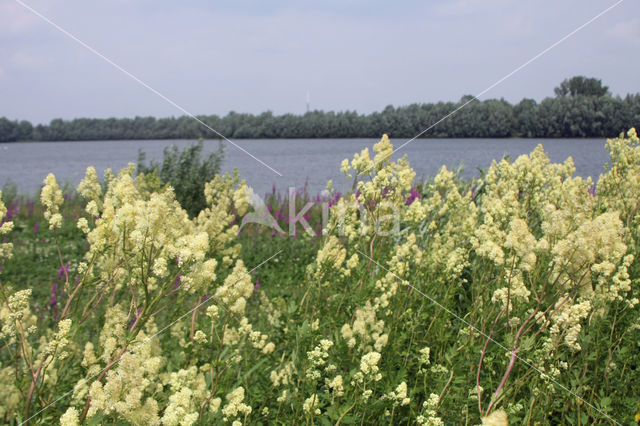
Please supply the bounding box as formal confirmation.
[0,117,18,142]
[554,76,609,98]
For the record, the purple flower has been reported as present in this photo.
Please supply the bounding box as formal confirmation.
[129,307,143,329]
[34,223,39,234]
[58,263,69,279]
[253,278,260,294]
[328,192,342,208]
[173,273,182,289]
[405,187,420,205]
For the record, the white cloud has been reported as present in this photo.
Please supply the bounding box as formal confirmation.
[606,18,640,45]
[9,51,51,69]
[0,0,56,35]
[434,0,506,17]
[500,12,535,38]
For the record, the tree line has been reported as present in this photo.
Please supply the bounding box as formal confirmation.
[1,76,638,142]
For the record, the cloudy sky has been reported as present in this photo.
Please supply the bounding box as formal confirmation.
[0,0,638,124]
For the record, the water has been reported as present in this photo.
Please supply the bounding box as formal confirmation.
[0,138,610,197]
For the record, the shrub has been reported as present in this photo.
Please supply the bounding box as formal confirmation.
[137,140,224,217]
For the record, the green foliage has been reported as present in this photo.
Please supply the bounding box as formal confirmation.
[136,140,224,217]
[1,77,638,141]
[554,76,610,98]
[1,179,18,206]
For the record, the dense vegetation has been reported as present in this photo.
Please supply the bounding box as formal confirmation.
[1,77,639,142]
[1,129,640,424]
[136,141,224,217]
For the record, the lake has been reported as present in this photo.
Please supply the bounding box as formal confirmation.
[0,138,610,197]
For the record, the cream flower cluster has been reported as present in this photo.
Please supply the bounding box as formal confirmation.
[41,173,64,230]
[341,301,388,352]
[0,289,37,343]
[306,339,333,380]
[303,394,321,416]
[355,351,382,383]
[160,366,208,426]
[86,330,164,424]
[415,393,443,426]
[58,165,264,424]
[46,319,72,360]
[481,409,509,426]
[221,386,252,423]
[549,298,592,351]
[386,381,410,407]
[598,128,640,239]
[0,192,13,258]
[326,375,344,398]
[420,166,478,284]
[197,170,250,261]
[331,134,416,242]
[269,361,295,387]
[77,166,103,216]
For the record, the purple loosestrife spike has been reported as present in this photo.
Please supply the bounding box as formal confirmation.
[254,278,260,294]
[34,223,38,234]
[405,188,420,205]
[129,307,143,329]
[58,263,69,279]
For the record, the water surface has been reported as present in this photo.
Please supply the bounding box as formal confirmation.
[0,138,609,196]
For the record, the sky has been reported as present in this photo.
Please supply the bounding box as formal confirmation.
[0,0,639,124]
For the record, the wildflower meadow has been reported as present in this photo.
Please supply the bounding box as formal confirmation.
[1,130,640,425]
